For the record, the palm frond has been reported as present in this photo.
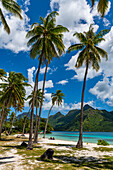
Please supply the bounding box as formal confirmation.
[2,0,22,19]
[74,32,87,43]
[0,8,10,34]
[68,44,84,53]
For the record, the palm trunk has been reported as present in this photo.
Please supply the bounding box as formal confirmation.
[43,105,53,138]
[27,58,42,150]
[9,114,15,135]
[4,115,8,132]
[76,62,89,148]
[34,103,38,140]
[0,97,11,139]
[34,62,48,143]
[22,109,31,136]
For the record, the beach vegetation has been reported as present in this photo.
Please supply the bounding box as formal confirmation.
[97,140,109,146]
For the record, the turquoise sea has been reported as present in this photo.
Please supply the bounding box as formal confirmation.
[39,131,113,145]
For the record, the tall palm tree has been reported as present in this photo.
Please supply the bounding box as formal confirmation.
[91,0,109,17]
[0,0,22,34]
[0,71,29,139]
[26,11,69,149]
[68,25,109,148]
[43,90,65,138]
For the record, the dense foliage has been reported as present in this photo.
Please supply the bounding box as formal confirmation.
[2,114,53,134]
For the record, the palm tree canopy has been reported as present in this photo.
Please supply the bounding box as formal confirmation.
[26,11,69,64]
[51,90,65,106]
[0,71,29,109]
[91,0,109,17]
[27,89,43,108]
[68,25,109,71]
[0,0,22,34]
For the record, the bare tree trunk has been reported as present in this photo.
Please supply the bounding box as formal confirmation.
[43,105,53,138]
[27,58,42,150]
[34,62,48,143]
[76,62,88,148]
[9,114,15,135]
[22,109,31,136]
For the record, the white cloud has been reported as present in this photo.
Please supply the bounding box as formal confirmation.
[25,67,54,107]
[42,93,94,113]
[39,67,51,74]
[103,18,110,27]
[0,0,30,53]
[56,79,68,85]
[89,77,113,106]
[38,80,54,89]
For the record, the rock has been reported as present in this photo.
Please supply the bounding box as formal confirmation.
[21,141,27,147]
[40,148,54,160]
[16,135,21,138]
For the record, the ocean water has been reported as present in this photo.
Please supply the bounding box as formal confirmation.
[39,131,113,145]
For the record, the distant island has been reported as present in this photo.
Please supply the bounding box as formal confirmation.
[17,104,113,132]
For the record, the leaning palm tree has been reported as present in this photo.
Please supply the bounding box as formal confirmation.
[91,0,109,17]
[26,11,69,149]
[0,0,22,34]
[0,71,29,139]
[43,90,65,138]
[68,25,109,148]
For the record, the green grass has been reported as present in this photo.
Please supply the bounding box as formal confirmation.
[94,147,113,152]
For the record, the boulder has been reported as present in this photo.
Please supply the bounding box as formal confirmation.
[40,148,54,160]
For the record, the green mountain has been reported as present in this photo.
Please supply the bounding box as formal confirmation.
[17,112,35,119]
[48,105,113,132]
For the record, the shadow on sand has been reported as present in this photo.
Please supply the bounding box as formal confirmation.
[0,156,14,165]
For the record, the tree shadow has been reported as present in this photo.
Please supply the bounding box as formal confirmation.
[0,138,14,141]
[0,156,14,165]
[54,155,113,169]
[2,144,42,150]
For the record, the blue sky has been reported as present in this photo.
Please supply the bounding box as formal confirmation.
[0,0,113,117]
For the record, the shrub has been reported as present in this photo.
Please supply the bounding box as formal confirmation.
[97,140,109,146]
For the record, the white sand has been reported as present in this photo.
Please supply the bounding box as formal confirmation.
[0,134,113,169]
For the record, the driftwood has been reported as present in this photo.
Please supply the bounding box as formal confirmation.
[40,148,54,160]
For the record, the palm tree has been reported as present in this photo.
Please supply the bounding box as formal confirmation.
[43,90,65,138]
[26,11,69,149]
[24,89,42,137]
[0,71,29,139]
[68,25,109,148]
[91,0,109,17]
[0,0,22,34]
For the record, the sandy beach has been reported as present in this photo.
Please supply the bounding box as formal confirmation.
[0,134,113,169]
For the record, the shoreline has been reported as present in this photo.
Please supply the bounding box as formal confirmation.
[15,134,113,147]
